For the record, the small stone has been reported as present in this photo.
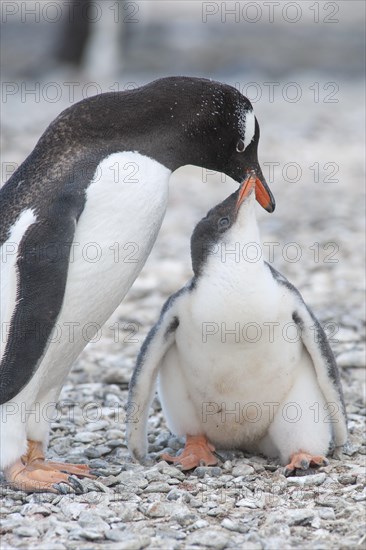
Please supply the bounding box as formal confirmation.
[84,420,110,432]
[145,469,166,482]
[175,510,199,527]
[105,529,126,542]
[317,508,336,520]
[340,314,363,331]
[223,460,232,471]
[335,327,359,342]
[263,464,278,472]
[167,477,180,486]
[167,436,185,450]
[117,506,140,522]
[107,439,124,448]
[262,536,290,550]
[142,501,171,518]
[167,488,185,501]
[338,474,357,485]
[106,429,125,440]
[207,507,221,516]
[252,464,267,475]
[186,527,229,549]
[157,463,185,480]
[113,535,151,550]
[60,501,86,519]
[353,489,366,501]
[193,519,209,529]
[13,526,39,537]
[238,542,262,550]
[69,527,103,541]
[117,471,148,490]
[141,501,191,520]
[105,393,122,405]
[21,503,51,516]
[287,473,326,486]
[236,497,263,509]
[78,511,110,531]
[74,431,100,443]
[85,445,111,458]
[155,431,171,447]
[102,368,129,385]
[100,475,119,487]
[286,509,315,526]
[143,482,172,493]
[156,526,187,540]
[117,470,149,489]
[221,518,239,531]
[89,459,109,469]
[343,442,360,456]
[337,349,365,368]
[194,466,222,478]
[232,464,255,477]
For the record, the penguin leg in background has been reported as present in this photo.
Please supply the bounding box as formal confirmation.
[1,205,94,492]
[258,295,347,475]
[128,286,217,469]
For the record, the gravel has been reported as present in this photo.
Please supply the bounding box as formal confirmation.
[1,7,365,550]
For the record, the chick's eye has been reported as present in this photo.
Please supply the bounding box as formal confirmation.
[218,216,230,230]
[236,139,245,153]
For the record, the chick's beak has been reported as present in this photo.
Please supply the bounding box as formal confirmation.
[254,173,275,213]
[236,172,257,210]
[237,170,276,213]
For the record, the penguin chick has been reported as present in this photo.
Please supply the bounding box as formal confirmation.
[127,174,347,475]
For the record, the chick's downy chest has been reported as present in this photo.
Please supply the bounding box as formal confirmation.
[175,272,298,404]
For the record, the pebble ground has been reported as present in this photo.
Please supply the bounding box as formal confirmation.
[1,4,365,548]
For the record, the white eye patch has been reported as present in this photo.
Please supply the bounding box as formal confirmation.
[243,109,255,150]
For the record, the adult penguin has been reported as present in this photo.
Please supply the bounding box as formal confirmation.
[0,76,275,492]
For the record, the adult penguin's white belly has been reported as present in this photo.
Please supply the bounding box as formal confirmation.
[30,151,170,395]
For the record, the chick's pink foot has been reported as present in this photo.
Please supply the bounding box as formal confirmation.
[162,434,218,470]
[284,451,329,476]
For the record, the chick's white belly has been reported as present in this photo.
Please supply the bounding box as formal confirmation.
[159,327,307,448]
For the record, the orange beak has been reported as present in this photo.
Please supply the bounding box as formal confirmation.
[255,176,273,211]
[236,172,257,210]
[236,172,275,212]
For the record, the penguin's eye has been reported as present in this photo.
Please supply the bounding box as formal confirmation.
[218,216,230,230]
[236,139,245,153]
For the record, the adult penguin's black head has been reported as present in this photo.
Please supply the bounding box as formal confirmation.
[132,76,275,214]
[31,76,275,213]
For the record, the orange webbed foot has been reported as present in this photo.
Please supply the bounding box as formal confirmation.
[161,434,218,471]
[284,451,329,477]
[4,440,95,493]
[4,460,84,493]
[32,459,95,479]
